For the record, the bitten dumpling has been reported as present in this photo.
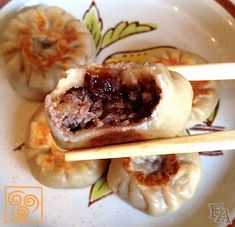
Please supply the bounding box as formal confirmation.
[45,62,193,150]
[24,106,108,188]
[104,47,220,128]
[107,153,201,216]
[2,6,96,101]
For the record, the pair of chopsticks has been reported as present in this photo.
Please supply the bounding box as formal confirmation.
[65,62,235,162]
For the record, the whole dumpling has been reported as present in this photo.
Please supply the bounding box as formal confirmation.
[45,62,193,150]
[24,106,108,188]
[2,6,96,101]
[104,47,220,128]
[107,153,201,216]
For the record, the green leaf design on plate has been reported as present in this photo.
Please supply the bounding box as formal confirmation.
[88,174,112,206]
[101,21,156,51]
[82,2,157,55]
[204,101,220,126]
[82,2,103,52]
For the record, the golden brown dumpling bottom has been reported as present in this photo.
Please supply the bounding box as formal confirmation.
[108,153,201,216]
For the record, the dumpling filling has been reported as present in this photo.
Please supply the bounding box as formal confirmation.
[54,67,161,132]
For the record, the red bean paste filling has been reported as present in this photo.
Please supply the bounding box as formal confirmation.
[60,68,161,132]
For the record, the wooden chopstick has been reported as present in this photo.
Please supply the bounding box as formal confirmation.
[65,130,235,161]
[168,62,235,81]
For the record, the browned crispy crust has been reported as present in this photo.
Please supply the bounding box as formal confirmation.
[122,155,179,187]
[107,153,201,216]
[2,6,96,101]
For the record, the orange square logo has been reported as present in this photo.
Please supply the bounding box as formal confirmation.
[4,186,43,224]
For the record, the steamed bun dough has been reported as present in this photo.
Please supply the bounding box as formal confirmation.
[45,63,193,150]
[107,153,201,216]
[145,47,220,128]
[2,6,96,101]
[24,106,108,188]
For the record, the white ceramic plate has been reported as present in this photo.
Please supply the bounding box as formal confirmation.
[0,0,235,226]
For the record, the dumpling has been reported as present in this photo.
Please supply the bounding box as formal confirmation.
[2,6,96,101]
[45,62,193,150]
[107,153,201,216]
[24,106,108,188]
[104,47,220,128]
